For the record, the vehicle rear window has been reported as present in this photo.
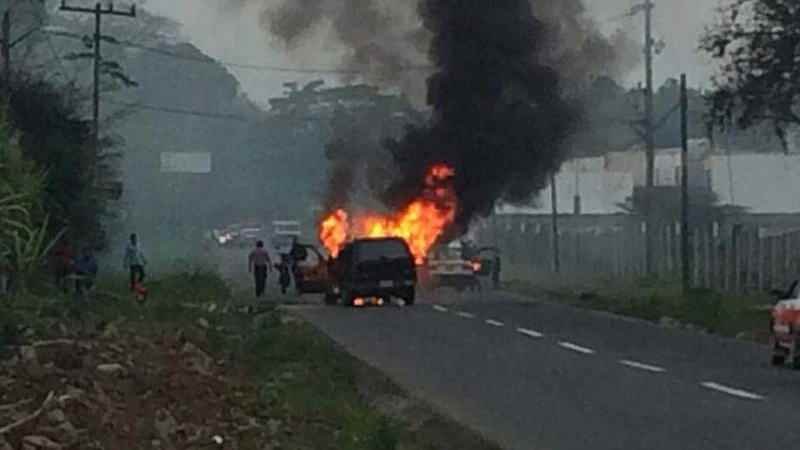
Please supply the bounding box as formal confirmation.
[355,240,411,262]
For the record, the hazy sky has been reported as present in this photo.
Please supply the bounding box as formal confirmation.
[143,0,721,106]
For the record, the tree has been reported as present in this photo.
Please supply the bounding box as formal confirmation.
[0,106,65,292]
[652,78,707,148]
[5,75,117,248]
[701,0,800,145]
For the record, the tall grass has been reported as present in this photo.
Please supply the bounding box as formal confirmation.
[507,276,771,339]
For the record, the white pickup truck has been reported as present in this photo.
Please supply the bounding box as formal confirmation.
[426,241,481,292]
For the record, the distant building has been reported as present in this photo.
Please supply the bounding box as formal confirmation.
[706,153,800,214]
[495,140,712,220]
[604,139,711,188]
[496,160,633,217]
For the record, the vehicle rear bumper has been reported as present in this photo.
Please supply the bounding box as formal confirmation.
[340,280,415,297]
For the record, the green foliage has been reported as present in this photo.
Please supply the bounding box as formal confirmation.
[507,277,769,339]
[701,0,800,143]
[0,106,65,290]
[238,320,401,449]
[3,216,65,292]
[7,76,119,248]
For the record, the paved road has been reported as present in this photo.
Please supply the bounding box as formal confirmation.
[291,291,800,450]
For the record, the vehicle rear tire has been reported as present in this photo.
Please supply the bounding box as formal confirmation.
[403,288,415,306]
[324,292,338,306]
[342,290,356,307]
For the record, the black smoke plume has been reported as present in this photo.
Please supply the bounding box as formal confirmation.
[231,0,639,104]
[321,92,422,214]
[381,0,577,233]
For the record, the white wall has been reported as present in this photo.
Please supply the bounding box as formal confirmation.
[497,165,633,216]
[708,154,800,214]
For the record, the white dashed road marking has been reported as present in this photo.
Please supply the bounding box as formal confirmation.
[700,382,765,401]
[558,342,596,355]
[433,305,449,313]
[456,311,476,319]
[516,328,544,339]
[486,319,505,327]
[619,360,666,373]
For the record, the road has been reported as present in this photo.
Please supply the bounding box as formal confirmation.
[291,290,800,450]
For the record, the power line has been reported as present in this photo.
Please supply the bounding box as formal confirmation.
[118,39,372,74]
[104,98,252,121]
[46,29,432,75]
[104,98,327,123]
[24,0,76,84]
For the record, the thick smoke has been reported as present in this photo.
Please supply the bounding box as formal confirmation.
[379,0,577,233]
[237,0,639,101]
[535,1,640,88]
[229,0,635,234]
[263,0,432,104]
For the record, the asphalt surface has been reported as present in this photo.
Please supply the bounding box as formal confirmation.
[290,290,800,450]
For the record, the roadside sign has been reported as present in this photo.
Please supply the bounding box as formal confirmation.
[160,152,212,173]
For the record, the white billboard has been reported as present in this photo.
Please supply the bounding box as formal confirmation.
[160,152,212,173]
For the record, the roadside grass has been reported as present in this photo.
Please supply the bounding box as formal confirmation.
[506,275,772,342]
[1,269,500,450]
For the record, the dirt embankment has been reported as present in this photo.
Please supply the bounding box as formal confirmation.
[1,271,500,450]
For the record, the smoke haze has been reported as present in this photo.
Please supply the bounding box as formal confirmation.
[219,0,639,103]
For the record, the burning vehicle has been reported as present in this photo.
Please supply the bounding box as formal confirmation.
[318,165,455,306]
[324,237,417,307]
[313,0,577,305]
[290,243,330,295]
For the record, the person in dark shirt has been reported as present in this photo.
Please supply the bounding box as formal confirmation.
[123,234,147,291]
[248,240,272,298]
[275,254,292,295]
[74,247,98,294]
[492,255,502,289]
[52,240,75,292]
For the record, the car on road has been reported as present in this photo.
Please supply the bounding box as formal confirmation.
[291,243,329,295]
[426,241,481,292]
[325,237,417,307]
[237,226,264,248]
[770,280,800,368]
[213,224,241,247]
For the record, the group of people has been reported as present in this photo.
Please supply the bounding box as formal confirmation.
[0,231,149,298]
[50,233,147,296]
[248,239,300,298]
[51,241,99,294]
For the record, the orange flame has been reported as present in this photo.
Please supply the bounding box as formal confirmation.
[320,209,349,258]
[319,164,457,263]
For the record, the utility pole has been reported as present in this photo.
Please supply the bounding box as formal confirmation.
[1,1,46,98]
[680,73,690,295]
[550,173,560,274]
[60,1,136,150]
[2,11,9,95]
[631,0,656,274]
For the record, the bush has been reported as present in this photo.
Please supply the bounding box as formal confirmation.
[7,76,120,249]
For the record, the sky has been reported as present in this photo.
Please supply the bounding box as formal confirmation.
[142,0,722,106]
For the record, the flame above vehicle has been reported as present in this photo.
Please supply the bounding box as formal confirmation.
[319,164,457,263]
